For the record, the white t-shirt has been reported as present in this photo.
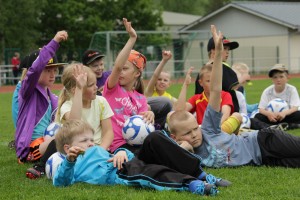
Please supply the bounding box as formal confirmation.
[258,84,300,109]
[60,96,114,145]
[235,90,247,114]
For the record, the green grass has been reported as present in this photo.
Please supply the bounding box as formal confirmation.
[1,78,300,199]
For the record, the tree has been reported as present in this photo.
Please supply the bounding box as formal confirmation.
[0,0,45,63]
[38,0,163,61]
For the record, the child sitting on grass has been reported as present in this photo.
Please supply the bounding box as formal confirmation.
[53,119,231,196]
[176,64,242,134]
[172,25,300,168]
[144,50,177,105]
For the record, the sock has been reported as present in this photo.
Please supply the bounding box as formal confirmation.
[198,171,207,180]
[221,116,241,134]
[40,139,57,165]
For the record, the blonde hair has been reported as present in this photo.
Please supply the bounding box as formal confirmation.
[198,64,213,80]
[168,111,194,135]
[133,66,145,94]
[55,64,96,122]
[232,62,249,76]
[55,119,94,154]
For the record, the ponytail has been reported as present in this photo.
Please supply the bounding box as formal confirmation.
[134,75,144,94]
[55,88,71,122]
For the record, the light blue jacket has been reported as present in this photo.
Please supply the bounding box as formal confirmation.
[53,146,134,187]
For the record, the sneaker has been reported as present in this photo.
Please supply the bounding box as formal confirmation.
[205,174,232,187]
[26,164,45,179]
[8,140,15,149]
[269,123,289,131]
[189,180,218,196]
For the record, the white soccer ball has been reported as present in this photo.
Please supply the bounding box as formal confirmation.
[266,98,288,113]
[250,109,259,118]
[45,152,65,179]
[44,122,61,138]
[240,113,251,128]
[122,115,155,146]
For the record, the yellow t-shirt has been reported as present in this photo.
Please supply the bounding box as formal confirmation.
[152,90,174,100]
[60,96,114,145]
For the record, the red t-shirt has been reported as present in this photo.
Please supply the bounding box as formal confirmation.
[188,91,234,124]
[11,57,20,71]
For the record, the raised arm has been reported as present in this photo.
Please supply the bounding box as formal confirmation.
[65,64,87,120]
[107,18,137,89]
[174,67,194,111]
[144,50,172,97]
[208,25,223,112]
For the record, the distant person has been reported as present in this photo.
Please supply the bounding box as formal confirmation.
[11,52,20,84]
[82,49,111,95]
[255,64,300,129]
[195,36,240,112]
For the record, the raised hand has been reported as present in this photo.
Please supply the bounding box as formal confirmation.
[184,67,194,86]
[211,25,223,52]
[54,30,68,43]
[73,64,87,90]
[123,18,137,39]
[162,50,172,61]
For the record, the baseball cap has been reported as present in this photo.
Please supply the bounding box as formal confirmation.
[20,50,66,69]
[82,49,105,65]
[268,64,288,77]
[207,36,239,52]
[128,50,147,71]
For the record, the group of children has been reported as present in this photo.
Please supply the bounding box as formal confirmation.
[12,18,300,196]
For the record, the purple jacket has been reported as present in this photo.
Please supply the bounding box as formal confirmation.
[15,40,59,161]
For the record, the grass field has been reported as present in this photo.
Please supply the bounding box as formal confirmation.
[1,78,300,199]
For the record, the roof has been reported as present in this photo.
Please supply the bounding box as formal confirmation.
[180,1,300,31]
[162,11,201,26]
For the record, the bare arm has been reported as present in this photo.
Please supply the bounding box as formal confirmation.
[99,118,114,150]
[174,67,194,111]
[107,18,137,89]
[144,51,172,97]
[64,64,87,120]
[208,25,223,112]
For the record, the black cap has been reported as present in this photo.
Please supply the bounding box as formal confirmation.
[82,49,105,65]
[20,50,66,69]
[207,36,239,52]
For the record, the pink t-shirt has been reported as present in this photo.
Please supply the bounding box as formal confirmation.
[103,81,148,152]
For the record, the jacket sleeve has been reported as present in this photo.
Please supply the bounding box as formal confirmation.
[20,40,59,98]
[53,158,76,187]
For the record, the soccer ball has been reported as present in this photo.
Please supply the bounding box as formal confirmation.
[240,113,251,128]
[44,122,61,138]
[250,109,259,118]
[266,98,288,113]
[122,115,155,146]
[45,152,65,179]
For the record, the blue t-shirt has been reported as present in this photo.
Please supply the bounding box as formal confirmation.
[195,105,262,167]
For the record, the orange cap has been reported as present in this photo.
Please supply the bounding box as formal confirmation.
[128,50,146,71]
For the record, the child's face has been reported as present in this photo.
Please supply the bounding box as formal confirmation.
[271,72,288,88]
[155,72,171,91]
[89,58,105,78]
[69,130,95,151]
[38,67,58,88]
[82,74,98,101]
[171,115,203,148]
[119,61,140,88]
[222,46,230,62]
[199,71,211,94]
